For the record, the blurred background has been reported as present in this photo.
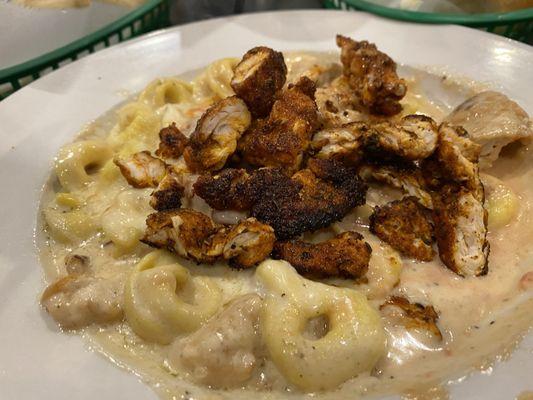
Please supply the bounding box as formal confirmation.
[1,0,532,99]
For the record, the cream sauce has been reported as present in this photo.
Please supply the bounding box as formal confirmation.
[37,52,533,400]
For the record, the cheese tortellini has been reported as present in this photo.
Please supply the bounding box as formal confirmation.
[191,58,238,101]
[54,139,112,191]
[124,251,222,344]
[256,260,386,391]
[139,77,193,108]
[43,208,97,243]
[482,173,520,229]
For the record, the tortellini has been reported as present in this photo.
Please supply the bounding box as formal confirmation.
[124,251,222,344]
[101,188,153,253]
[256,260,386,391]
[54,140,112,191]
[191,58,238,101]
[107,102,161,156]
[43,208,97,243]
[482,173,520,229]
[138,78,193,108]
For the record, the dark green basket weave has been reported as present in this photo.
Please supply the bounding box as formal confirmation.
[0,0,170,100]
[323,0,533,43]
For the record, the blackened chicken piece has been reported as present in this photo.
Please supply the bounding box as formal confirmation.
[184,96,251,172]
[363,115,439,162]
[252,159,367,239]
[380,296,442,339]
[432,185,489,277]
[370,197,435,261]
[310,122,367,165]
[193,168,252,211]
[238,77,320,172]
[114,151,167,188]
[149,168,185,211]
[336,35,407,115]
[359,163,433,209]
[155,123,188,159]
[272,231,371,279]
[142,209,275,268]
[231,46,287,118]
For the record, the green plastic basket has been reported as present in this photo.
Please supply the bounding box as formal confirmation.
[0,0,170,100]
[323,0,533,43]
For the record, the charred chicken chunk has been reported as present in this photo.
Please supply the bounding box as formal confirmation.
[380,296,442,339]
[252,159,368,239]
[149,168,185,211]
[184,96,251,172]
[272,231,371,279]
[212,218,276,269]
[239,77,320,172]
[444,91,532,168]
[364,115,438,161]
[310,122,367,164]
[142,209,274,268]
[432,185,489,277]
[231,46,287,118]
[41,273,124,330]
[155,123,188,159]
[359,163,433,209]
[114,151,167,188]
[336,35,407,115]
[193,168,253,211]
[370,197,435,261]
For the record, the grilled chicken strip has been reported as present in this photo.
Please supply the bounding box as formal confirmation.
[370,197,435,261]
[115,151,167,188]
[253,159,367,239]
[444,91,532,168]
[272,231,371,279]
[155,123,188,160]
[336,35,407,116]
[142,209,275,268]
[364,115,438,161]
[149,167,185,211]
[359,163,433,209]
[231,46,287,118]
[238,76,320,172]
[310,122,367,164]
[380,296,442,339]
[432,184,489,277]
[184,96,251,172]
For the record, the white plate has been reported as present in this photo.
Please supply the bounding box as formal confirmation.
[0,1,132,70]
[0,10,532,400]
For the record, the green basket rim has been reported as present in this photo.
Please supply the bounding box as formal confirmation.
[328,0,533,26]
[0,0,166,81]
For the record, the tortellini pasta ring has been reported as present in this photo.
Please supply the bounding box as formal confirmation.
[124,251,222,344]
[54,140,112,191]
[139,78,193,107]
[256,260,386,392]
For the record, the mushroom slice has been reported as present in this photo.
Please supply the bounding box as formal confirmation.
[231,46,287,117]
[184,96,251,172]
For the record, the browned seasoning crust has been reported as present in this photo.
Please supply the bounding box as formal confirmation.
[184,96,251,172]
[252,159,367,240]
[432,184,489,277]
[238,76,320,172]
[380,296,442,339]
[336,35,407,116]
[155,123,188,159]
[272,231,371,279]
[193,168,253,211]
[149,168,185,211]
[142,209,275,268]
[370,196,435,261]
[231,46,287,118]
[114,151,167,188]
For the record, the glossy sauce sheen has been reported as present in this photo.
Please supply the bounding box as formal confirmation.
[38,52,533,399]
